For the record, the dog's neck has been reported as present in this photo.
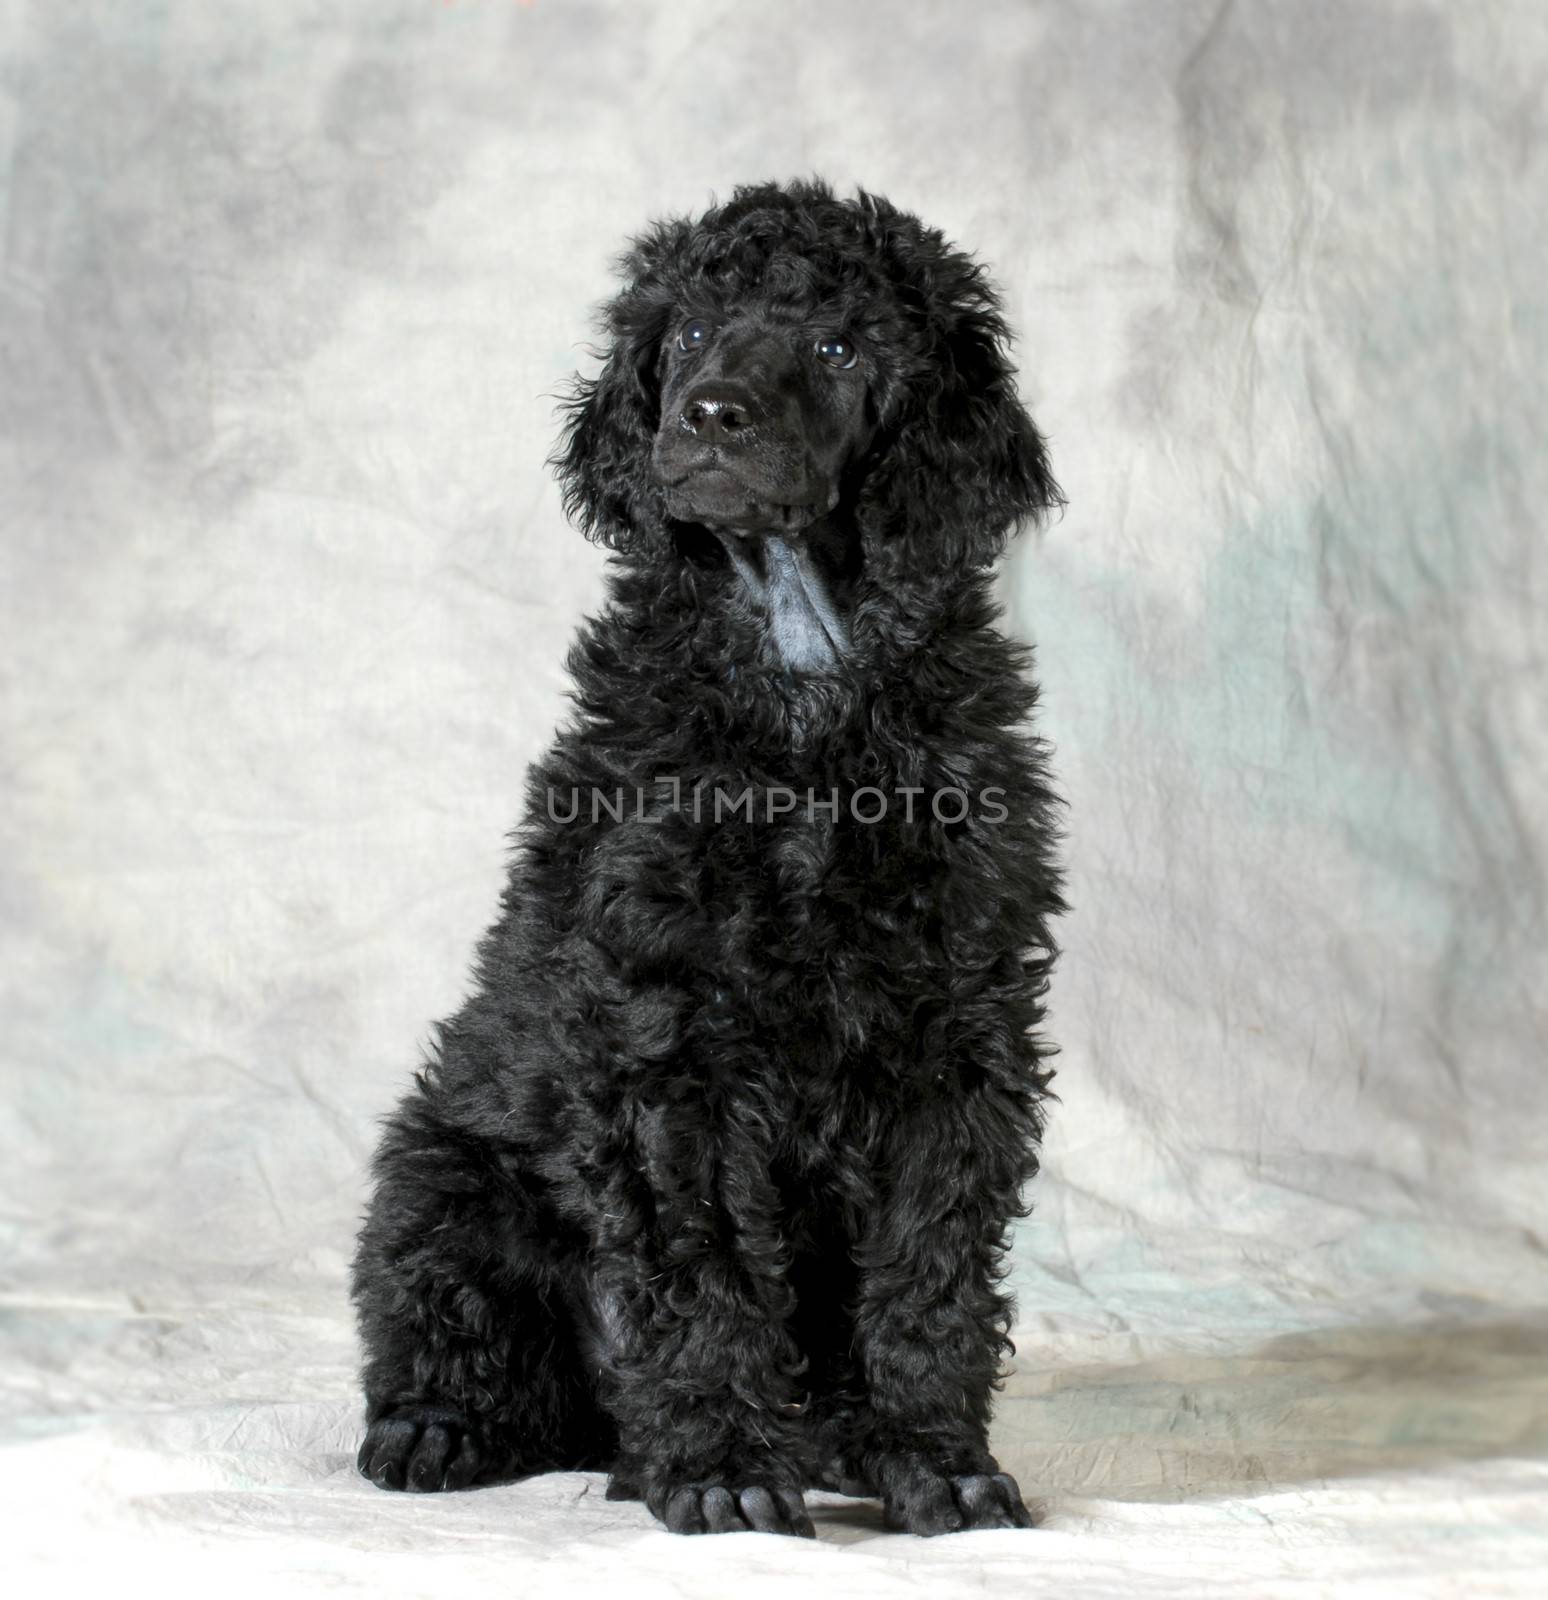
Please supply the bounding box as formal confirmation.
[647,516,995,701]
[701,514,865,675]
[708,527,850,672]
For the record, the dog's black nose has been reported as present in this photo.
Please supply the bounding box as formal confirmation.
[679,386,760,444]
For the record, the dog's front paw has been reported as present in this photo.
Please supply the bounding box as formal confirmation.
[643,1478,815,1537]
[357,1403,488,1493]
[880,1457,1034,1536]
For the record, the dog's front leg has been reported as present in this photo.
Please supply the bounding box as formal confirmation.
[849,1093,1038,1535]
[582,1090,814,1537]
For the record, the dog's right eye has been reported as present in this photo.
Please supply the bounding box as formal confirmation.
[677,319,714,352]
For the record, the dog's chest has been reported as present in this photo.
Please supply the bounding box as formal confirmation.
[660,789,949,1078]
[568,696,982,1093]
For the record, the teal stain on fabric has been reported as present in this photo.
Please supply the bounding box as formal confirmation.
[51,967,174,1067]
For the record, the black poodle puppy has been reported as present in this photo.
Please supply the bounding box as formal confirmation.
[351,178,1065,1538]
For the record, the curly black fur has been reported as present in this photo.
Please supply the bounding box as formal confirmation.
[351,179,1065,1538]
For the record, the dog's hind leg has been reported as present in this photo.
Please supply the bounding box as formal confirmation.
[350,1093,613,1492]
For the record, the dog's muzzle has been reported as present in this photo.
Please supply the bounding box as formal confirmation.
[653,383,852,673]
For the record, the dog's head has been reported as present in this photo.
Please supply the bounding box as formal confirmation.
[553,181,1061,660]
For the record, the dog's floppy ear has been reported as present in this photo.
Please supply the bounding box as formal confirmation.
[551,226,689,552]
[551,307,664,552]
[859,247,1062,572]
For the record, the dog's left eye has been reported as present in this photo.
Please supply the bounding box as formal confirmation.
[814,335,858,370]
[678,319,714,351]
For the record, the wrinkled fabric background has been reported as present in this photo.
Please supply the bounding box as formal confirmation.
[3,1,1545,1594]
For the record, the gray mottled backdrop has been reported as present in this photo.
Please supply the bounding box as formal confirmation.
[4,2,1546,1594]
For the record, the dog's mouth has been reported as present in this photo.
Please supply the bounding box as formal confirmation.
[662,466,835,535]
